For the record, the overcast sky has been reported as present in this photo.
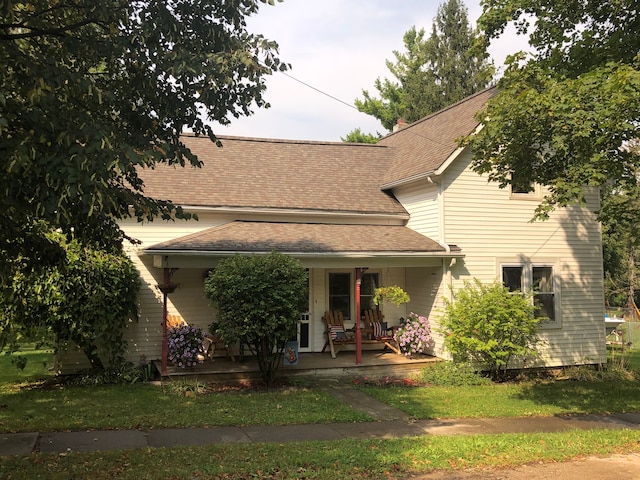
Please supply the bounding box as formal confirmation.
[212,0,530,142]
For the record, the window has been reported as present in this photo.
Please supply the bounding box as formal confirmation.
[328,271,380,321]
[360,272,379,318]
[510,171,540,198]
[501,263,557,322]
[329,273,351,320]
[502,266,523,292]
[532,266,555,321]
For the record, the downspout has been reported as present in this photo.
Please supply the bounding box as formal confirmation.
[428,175,454,300]
[161,267,169,376]
[355,268,362,365]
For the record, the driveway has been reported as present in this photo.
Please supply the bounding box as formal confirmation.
[412,453,640,479]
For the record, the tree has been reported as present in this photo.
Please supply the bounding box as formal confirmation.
[340,128,381,144]
[441,279,541,380]
[204,252,308,386]
[351,0,493,133]
[0,0,287,279]
[466,1,640,220]
[0,233,140,369]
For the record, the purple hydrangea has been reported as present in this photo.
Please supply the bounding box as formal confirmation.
[394,312,434,356]
[167,324,205,368]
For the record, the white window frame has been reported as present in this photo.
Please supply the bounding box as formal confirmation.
[499,260,561,329]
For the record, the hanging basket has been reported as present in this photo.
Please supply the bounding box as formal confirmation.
[156,283,178,294]
[373,286,410,306]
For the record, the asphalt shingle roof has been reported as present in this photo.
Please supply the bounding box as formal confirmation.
[138,136,407,216]
[378,87,497,187]
[145,221,456,255]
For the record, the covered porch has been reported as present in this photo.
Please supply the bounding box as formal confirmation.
[159,350,441,384]
[142,221,463,376]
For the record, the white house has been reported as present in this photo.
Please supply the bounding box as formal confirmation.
[60,88,607,371]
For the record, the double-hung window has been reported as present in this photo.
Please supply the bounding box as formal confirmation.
[328,271,380,322]
[500,263,557,323]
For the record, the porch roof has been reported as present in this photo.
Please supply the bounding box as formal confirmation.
[144,221,461,258]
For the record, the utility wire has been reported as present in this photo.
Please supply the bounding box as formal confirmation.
[278,69,462,149]
[281,71,359,111]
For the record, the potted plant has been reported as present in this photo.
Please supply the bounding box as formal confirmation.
[373,285,410,306]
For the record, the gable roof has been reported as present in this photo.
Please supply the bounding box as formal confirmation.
[145,221,460,257]
[139,135,407,217]
[378,87,497,188]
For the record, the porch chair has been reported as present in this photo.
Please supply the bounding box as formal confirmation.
[363,309,401,355]
[321,310,356,358]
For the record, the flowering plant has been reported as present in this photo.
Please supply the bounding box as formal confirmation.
[167,324,205,368]
[394,312,434,356]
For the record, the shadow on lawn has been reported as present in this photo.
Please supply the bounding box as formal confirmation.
[515,378,640,414]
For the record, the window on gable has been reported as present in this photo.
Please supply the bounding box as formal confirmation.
[501,263,557,322]
[510,170,534,194]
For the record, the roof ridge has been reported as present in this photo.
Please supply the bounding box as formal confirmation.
[381,86,497,140]
[180,133,386,148]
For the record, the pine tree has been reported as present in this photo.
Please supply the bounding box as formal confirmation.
[352,0,493,133]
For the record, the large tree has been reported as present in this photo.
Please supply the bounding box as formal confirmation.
[466,0,640,220]
[352,0,493,133]
[0,0,286,278]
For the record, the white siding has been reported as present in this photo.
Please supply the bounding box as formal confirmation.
[119,213,227,364]
[395,181,440,240]
[433,149,606,367]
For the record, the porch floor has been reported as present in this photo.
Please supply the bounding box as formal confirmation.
[159,350,441,383]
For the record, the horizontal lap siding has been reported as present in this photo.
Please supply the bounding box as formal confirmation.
[439,150,605,367]
[121,215,226,364]
[395,181,440,240]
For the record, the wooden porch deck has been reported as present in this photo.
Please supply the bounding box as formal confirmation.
[159,351,441,383]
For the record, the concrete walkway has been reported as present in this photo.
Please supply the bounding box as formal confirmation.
[2,387,640,457]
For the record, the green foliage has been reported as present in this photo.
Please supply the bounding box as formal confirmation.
[468,0,640,220]
[441,279,541,380]
[354,0,493,131]
[204,252,308,386]
[340,128,381,144]
[0,0,287,280]
[0,234,140,370]
[62,362,157,386]
[372,285,410,306]
[418,361,492,387]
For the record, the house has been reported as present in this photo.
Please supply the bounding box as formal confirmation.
[61,88,607,371]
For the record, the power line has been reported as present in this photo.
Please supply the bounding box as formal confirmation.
[281,71,359,111]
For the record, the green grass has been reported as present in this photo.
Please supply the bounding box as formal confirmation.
[361,379,640,419]
[2,429,640,479]
[0,382,372,432]
[3,348,640,478]
[0,346,55,386]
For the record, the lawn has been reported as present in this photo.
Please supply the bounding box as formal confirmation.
[2,347,640,479]
[1,429,640,479]
[360,379,640,419]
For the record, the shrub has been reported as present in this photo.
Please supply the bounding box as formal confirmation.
[394,312,434,356]
[418,361,492,386]
[441,278,541,380]
[204,252,308,386]
[167,324,205,369]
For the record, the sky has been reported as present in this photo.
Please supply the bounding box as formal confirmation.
[212,0,530,142]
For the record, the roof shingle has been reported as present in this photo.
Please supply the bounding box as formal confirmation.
[378,87,497,186]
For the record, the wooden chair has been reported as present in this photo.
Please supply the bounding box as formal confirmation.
[363,309,401,355]
[321,310,356,358]
[166,314,186,328]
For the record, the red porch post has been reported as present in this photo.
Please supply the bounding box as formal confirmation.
[355,267,362,365]
[161,267,169,375]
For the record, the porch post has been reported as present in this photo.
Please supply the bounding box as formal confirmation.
[355,268,362,365]
[161,267,169,375]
